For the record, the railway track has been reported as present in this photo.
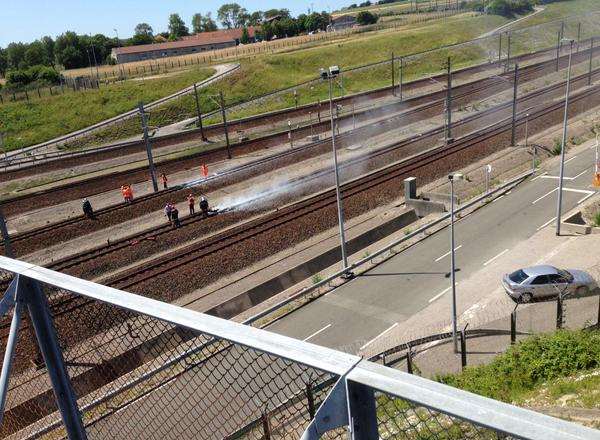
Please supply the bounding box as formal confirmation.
[1,37,592,183]
[108,79,600,295]
[2,39,596,219]
[4,51,594,257]
[2,70,600,437]
[23,65,600,294]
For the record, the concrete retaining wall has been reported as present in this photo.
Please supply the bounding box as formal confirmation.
[208,209,419,319]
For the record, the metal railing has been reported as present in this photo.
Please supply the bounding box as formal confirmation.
[0,256,597,439]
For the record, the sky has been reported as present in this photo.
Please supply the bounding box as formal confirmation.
[0,0,351,46]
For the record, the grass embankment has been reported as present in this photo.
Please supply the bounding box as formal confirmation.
[0,67,214,151]
[436,329,600,430]
[71,12,510,148]
[4,0,595,152]
[78,0,599,149]
[374,330,600,437]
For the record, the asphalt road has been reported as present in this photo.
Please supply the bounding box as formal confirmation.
[268,144,599,352]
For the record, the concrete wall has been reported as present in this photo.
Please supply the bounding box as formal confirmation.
[208,209,419,320]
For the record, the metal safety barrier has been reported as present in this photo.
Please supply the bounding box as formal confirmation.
[0,257,597,439]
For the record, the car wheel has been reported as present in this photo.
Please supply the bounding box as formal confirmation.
[576,286,589,297]
[520,292,532,303]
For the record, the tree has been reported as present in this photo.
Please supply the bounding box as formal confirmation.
[201,13,218,32]
[218,3,249,29]
[264,9,291,20]
[41,36,55,67]
[134,23,154,37]
[356,11,379,25]
[248,11,264,26]
[23,41,48,67]
[132,23,154,45]
[6,42,27,70]
[0,48,7,76]
[192,13,203,34]
[168,13,189,39]
[55,31,86,69]
[240,27,250,44]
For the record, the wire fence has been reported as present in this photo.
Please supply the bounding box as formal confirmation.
[0,259,595,439]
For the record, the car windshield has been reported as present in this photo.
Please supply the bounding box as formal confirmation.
[508,270,529,284]
[557,269,574,283]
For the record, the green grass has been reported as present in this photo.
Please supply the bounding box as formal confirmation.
[3,0,596,152]
[437,329,600,403]
[552,138,563,155]
[78,0,599,149]
[0,67,214,151]
[593,211,600,227]
[69,12,511,148]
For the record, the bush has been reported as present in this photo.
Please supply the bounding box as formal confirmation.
[438,330,600,402]
[486,0,534,17]
[6,65,60,88]
[357,11,379,25]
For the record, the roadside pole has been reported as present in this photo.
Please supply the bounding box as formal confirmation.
[219,91,232,160]
[556,40,574,236]
[391,52,395,97]
[0,211,14,258]
[193,83,207,141]
[589,37,594,86]
[511,63,519,146]
[139,102,158,193]
[445,57,452,143]
[399,56,404,101]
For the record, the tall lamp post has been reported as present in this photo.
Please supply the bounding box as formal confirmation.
[556,39,574,236]
[448,172,463,353]
[320,66,351,276]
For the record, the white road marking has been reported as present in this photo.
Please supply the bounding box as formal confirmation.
[539,175,574,181]
[429,285,453,303]
[492,195,505,202]
[434,245,462,262]
[577,192,596,204]
[564,155,578,164]
[563,187,594,195]
[483,249,509,266]
[360,323,399,350]
[572,169,589,179]
[303,324,332,342]
[537,217,556,231]
[531,172,548,181]
[532,187,558,204]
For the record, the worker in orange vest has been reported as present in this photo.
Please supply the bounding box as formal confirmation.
[201,164,209,178]
[160,173,168,189]
[121,185,128,203]
[124,185,133,203]
[187,194,195,215]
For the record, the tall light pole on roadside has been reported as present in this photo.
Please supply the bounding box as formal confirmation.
[320,66,351,276]
[556,39,574,236]
[448,172,463,353]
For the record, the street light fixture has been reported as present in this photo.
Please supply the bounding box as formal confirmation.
[556,38,574,236]
[320,66,351,276]
[448,172,463,353]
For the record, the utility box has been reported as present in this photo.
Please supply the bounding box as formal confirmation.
[404,177,417,201]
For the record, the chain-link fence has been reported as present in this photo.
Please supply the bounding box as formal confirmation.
[0,257,596,439]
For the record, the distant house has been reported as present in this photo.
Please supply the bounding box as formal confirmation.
[111,27,258,64]
[329,15,357,31]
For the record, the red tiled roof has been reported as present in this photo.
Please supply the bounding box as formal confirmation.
[114,27,258,55]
